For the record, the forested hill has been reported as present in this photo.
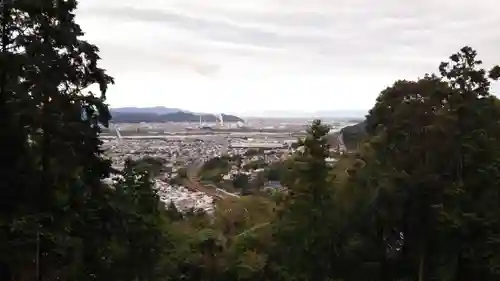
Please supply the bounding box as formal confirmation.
[340,121,367,150]
[110,110,244,123]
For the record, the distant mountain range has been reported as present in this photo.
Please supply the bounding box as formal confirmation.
[110,107,243,123]
[112,106,185,115]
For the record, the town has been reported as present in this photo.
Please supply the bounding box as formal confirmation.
[101,119,352,213]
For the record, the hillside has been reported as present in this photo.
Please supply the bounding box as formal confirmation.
[110,108,243,123]
[111,106,184,115]
[340,121,367,150]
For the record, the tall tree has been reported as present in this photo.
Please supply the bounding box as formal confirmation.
[109,160,168,281]
[270,120,338,281]
[0,0,114,279]
[435,47,500,281]
[0,1,39,278]
[364,46,500,281]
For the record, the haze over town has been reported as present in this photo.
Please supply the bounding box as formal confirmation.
[76,0,500,116]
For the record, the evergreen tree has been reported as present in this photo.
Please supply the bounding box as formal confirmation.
[270,120,338,281]
[0,1,115,279]
[110,160,168,281]
[363,46,500,280]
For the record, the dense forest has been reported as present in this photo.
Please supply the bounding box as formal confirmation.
[2,1,500,281]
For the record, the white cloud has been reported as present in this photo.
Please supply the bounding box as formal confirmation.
[76,0,500,114]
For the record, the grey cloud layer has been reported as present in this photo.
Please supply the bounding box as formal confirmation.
[80,6,336,50]
[78,0,500,77]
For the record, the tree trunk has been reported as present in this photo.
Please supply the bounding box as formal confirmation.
[418,252,425,281]
[454,243,463,281]
[378,226,388,281]
[0,261,12,281]
[418,240,428,281]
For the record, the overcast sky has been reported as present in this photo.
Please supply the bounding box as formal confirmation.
[76,0,500,115]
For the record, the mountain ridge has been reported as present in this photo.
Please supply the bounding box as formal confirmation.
[111,106,185,115]
[110,107,243,123]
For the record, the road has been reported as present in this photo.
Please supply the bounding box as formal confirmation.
[235,222,270,237]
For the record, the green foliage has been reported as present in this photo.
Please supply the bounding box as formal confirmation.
[245,148,264,156]
[109,160,170,281]
[165,201,184,221]
[232,173,250,190]
[243,159,268,171]
[248,171,267,194]
[265,162,285,182]
[199,156,231,182]
[0,0,116,279]
[0,2,169,280]
[270,120,340,281]
[3,6,500,280]
[290,141,301,149]
[360,46,500,280]
[202,156,231,171]
[129,156,167,178]
[177,167,188,178]
[341,121,367,151]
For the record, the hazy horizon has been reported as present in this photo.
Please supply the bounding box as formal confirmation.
[110,106,368,118]
[78,0,500,113]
